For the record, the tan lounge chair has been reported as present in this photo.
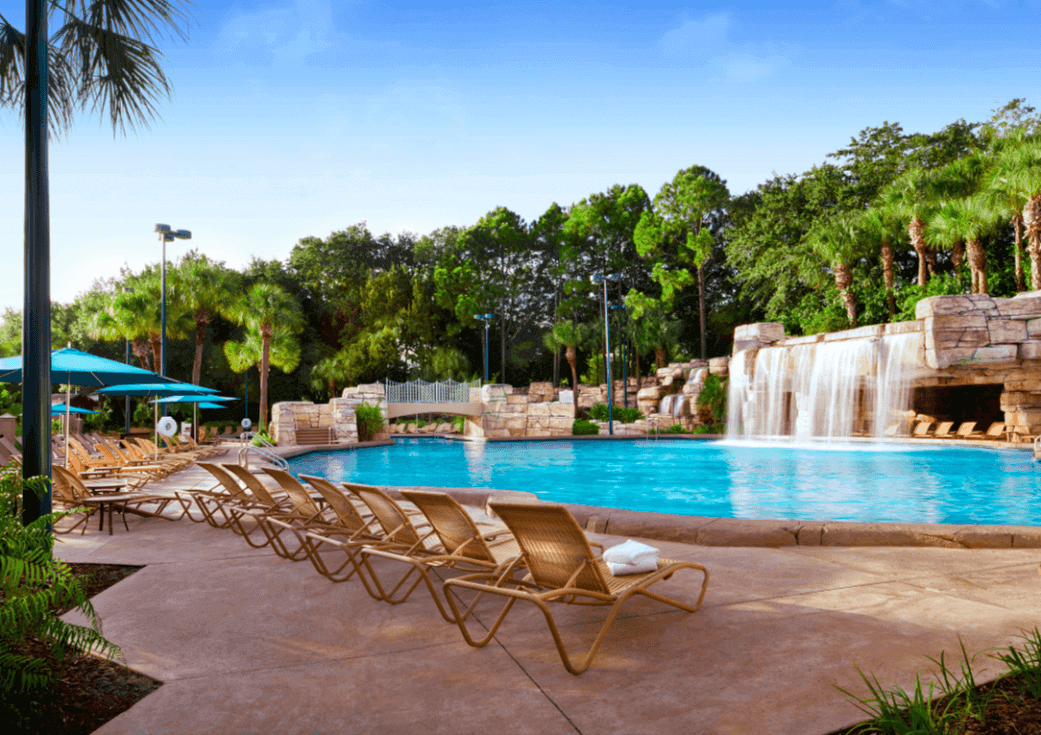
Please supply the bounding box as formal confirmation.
[359,489,522,623]
[953,422,977,438]
[979,422,1008,441]
[933,421,955,438]
[444,502,710,675]
[912,421,934,437]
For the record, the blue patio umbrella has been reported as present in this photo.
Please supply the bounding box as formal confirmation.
[95,383,221,448]
[51,403,98,415]
[0,347,176,466]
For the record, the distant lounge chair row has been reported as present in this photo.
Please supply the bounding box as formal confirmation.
[183,462,710,675]
[886,420,1011,441]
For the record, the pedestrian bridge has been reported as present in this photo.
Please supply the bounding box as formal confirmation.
[386,402,484,419]
[384,379,484,420]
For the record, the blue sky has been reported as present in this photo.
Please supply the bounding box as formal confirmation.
[1,0,1039,312]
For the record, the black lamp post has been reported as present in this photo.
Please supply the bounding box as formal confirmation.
[476,313,494,383]
[591,274,621,434]
[154,224,192,381]
[123,286,133,434]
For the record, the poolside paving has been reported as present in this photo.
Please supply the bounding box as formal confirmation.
[55,464,1041,735]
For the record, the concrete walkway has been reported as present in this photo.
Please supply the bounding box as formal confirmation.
[56,465,1041,735]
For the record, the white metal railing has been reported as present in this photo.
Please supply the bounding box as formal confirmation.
[237,431,288,470]
[385,378,480,404]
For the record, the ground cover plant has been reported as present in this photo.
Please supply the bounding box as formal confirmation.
[832,631,1041,734]
[0,464,158,732]
[586,403,643,423]
[572,418,599,435]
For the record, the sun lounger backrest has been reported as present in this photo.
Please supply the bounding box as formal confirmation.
[221,463,282,506]
[490,502,608,594]
[298,474,368,532]
[262,468,321,516]
[955,422,977,437]
[400,490,496,563]
[913,422,933,436]
[343,483,423,546]
[934,421,954,436]
[198,463,253,502]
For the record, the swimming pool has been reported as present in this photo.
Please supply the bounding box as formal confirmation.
[284,437,1041,527]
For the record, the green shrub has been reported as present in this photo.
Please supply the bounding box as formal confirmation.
[250,430,272,446]
[587,403,643,424]
[572,419,600,436]
[0,465,122,696]
[648,423,689,435]
[693,423,726,434]
[451,415,465,433]
[355,402,385,442]
[696,375,729,424]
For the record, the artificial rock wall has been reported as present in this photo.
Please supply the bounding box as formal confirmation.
[733,290,1041,441]
[271,383,389,445]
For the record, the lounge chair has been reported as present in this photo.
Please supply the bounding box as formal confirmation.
[912,421,934,437]
[52,465,185,525]
[358,489,522,623]
[933,421,955,438]
[979,422,1008,441]
[444,502,710,675]
[953,421,977,438]
[259,468,339,560]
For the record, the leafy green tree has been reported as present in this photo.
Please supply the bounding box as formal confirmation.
[176,252,237,386]
[223,283,304,432]
[542,321,589,389]
[880,168,943,287]
[636,166,729,358]
[856,207,909,317]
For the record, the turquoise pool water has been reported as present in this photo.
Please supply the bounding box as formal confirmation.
[284,437,1041,526]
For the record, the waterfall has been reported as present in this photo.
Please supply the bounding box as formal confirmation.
[727,331,924,441]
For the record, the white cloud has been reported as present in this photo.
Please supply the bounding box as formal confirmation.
[658,12,732,63]
[658,12,795,84]
[211,0,346,68]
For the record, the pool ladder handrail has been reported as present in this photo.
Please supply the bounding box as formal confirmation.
[237,431,289,470]
[1033,434,1041,460]
[647,416,660,440]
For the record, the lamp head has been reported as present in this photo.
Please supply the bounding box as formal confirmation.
[173,229,192,240]
[154,223,171,234]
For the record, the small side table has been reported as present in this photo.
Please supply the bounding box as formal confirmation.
[79,493,146,535]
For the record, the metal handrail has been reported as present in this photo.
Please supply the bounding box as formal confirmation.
[384,378,480,404]
[237,431,288,470]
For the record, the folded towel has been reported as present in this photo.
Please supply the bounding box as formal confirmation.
[603,540,660,575]
[606,558,659,576]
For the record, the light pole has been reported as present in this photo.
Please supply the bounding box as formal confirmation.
[591,274,621,434]
[611,303,628,408]
[154,224,192,380]
[123,286,133,434]
[475,313,494,383]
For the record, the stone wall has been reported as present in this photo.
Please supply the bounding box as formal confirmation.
[464,384,576,438]
[271,383,388,445]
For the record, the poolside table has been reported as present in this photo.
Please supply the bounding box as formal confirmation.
[79,492,149,535]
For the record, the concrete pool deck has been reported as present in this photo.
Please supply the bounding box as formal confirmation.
[55,463,1041,735]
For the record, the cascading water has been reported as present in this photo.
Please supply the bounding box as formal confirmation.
[727,331,924,441]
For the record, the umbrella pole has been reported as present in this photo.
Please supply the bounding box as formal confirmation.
[194,403,198,444]
[64,383,71,469]
[153,399,159,460]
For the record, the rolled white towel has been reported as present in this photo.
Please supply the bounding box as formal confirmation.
[603,540,660,575]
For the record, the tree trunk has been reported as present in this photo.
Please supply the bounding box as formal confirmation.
[259,326,272,432]
[909,217,928,287]
[634,349,642,392]
[149,333,161,374]
[1025,195,1041,291]
[925,246,938,276]
[655,345,666,371]
[880,241,896,318]
[835,263,856,327]
[1013,213,1026,292]
[192,317,208,387]
[951,241,964,269]
[500,314,506,385]
[565,345,577,390]
[967,239,987,294]
[132,339,152,371]
[697,266,707,360]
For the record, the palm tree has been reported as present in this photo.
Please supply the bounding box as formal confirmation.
[543,322,587,390]
[223,283,305,433]
[90,287,153,370]
[806,213,866,327]
[856,207,908,317]
[638,309,683,372]
[176,252,235,386]
[1,1,194,136]
[927,197,998,294]
[881,169,943,287]
[988,134,1041,290]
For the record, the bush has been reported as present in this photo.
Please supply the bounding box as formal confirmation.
[587,403,644,424]
[451,415,465,433]
[648,423,689,435]
[693,423,726,434]
[572,418,600,436]
[355,402,385,442]
[696,375,728,424]
[0,465,122,697]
